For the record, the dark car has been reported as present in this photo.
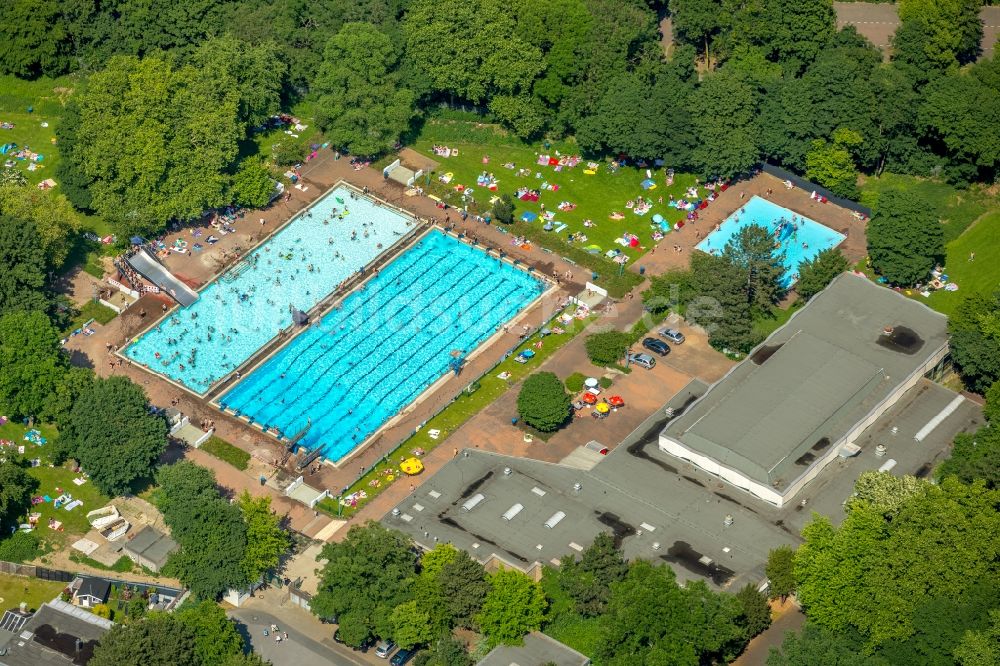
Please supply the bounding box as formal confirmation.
[335,630,374,652]
[390,648,416,665]
[642,337,671,356]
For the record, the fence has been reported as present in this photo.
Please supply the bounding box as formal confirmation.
[760,163,873,217]
[0,560,75,582]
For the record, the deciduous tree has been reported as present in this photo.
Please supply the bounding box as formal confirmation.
[796,249,848,301]
[516,372,571,432]
[866,188,943,285]
[238,492,290,582]
[230,158,275,209]
[0,460,38,533]
[390,600,435,649]
[175,600,245,665]
[0,217,52,318]
[0,310,67,419]
[765,545,796,601]
[689,72,760,179]
[948,291,1000,393]
[477,568,547,647]
[91,613,198,666]
[60,376,166,495]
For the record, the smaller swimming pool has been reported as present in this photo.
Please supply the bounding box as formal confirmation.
[696,196,845,287]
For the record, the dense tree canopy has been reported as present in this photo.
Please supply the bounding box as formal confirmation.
[796,249,849,301]
[0,217,49,317]
[60,376,167,495]
[687,251,759,353]
[0,460,38,533]
[175,601,246,666]
[91,613,198,666]
[0,310,68,420]
[866,188,944,285]
[477,568,547,647]
[0,185,83,269]
[238,492,290,582]
[947,291,1000,393]
[516,372,571,432]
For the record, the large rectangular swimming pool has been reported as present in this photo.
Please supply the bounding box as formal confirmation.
[124,185,414,393]
[218,230,544,463]
[696,196,845,286]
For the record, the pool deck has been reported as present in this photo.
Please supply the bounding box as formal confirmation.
[70,148,589,535]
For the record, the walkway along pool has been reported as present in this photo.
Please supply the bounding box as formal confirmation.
[123,184,414,394]
[217,230,545,464]
[696,196,846,287]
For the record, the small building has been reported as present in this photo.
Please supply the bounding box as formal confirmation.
[0,598,112,666]
[658,273,951,507]
[478,632,590,666]
[121,526,178,573]
[69,577,110,609]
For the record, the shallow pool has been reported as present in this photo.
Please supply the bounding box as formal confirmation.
[696,196,845,286]
[219,230,544,463]
[124,185,414,393]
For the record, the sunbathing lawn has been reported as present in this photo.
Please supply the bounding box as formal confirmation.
[319,304,596,517]
[0,73,79,187]
[410,119,715,264]
[25,464,112,552]
[0,574,66,612]
[923,211,1000,317]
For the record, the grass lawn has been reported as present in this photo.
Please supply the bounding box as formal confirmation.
[0,574,66,612]
[859,173,992,244]
[411,118,707,265]
[25,465,112,552]
[753,300,803,339]
[0,73,81,188]
[69,552,136,574]
[61,300,118,338]
[319,305,595,517]
[923,211,1000,317]
[200,436,251,471]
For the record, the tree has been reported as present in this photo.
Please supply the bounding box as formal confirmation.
[0,310,68,419]
[722,223,786,313]
[230,158,275,209]
[420,634,473,666]
[0,460,38,533]
[476,568,547,647]
[688,252,760,353]
[238,492,290,582]
[955,609,1000,666]
[0,216,48,316]
[558,532,628,616]
[846,470,927,514]
[74,54,242,238]
[948,291,1000,393]
[689,72,760,178]
[895,0,984,77]
[90,613,198,666]
[805,129,862,199]
[43,366,95,425]
[0,0,72,77]
[728,0,836,73]
[736,584,773,637]
[155,461,220,521]
[222,654,271,666]
[492,194,514,225]
[796,248,848,300]
[767,623,884,666]
[313,23,415,155]
[985,381,1000,424]
[390,600,435,649]
[919,72,1000,183]
[176,600,245,665]
[866,188,943,286]
[794,476,1000,648]
[438,549,490,629]
[191,37,285,130]
[584,331,631,366]
[938,426,1000,488]
[766,545,796,601]
[516,372,571,432]
[54,99,94,211]
[0,184,83,268]
[670,0,727,64]
[164,497,249,600]
[311,522,417,645]
[60,376,166,495]
[597,560,747,664]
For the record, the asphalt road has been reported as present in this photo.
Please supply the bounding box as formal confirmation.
[229,608,370,666]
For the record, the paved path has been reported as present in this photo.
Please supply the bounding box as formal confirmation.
[834,2,1000,59]
[733,599,806,665]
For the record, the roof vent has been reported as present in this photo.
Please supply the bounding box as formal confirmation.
[544,511,566,529]
[503,467,512,476]
[391,508,401,517]
[462,493,486,512]
[572,482,582,492]
[502,503,524,521]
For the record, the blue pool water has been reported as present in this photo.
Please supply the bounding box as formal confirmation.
[124,185,414,393]
[696,196,845,286]
[219,230,544,463]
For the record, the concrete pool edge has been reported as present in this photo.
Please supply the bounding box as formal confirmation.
[209,225,557,469]
[117,180,424,399]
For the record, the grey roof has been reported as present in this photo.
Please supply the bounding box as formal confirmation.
[0,599,112,666]
[123,526,178,569]
[661,273,948,490]
[74,577,109,603]
[478,632,590,666]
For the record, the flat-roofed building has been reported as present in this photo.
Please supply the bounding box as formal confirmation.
[659,273,950,507]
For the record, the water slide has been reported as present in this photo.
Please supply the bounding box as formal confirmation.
[126,248,199,306]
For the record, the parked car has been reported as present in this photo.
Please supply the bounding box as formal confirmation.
[642,337,671,356]
[335,631,374,652]
[375,639,397,659]
[659,328,686,345]
[391,648,416,665]
[626,352,656,369]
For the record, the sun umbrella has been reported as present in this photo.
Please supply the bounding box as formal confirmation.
[585,377,599,388]
[400,458,424,475]
[582,392,598,405]
[608,395,625,407]
[595,402,610,414]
